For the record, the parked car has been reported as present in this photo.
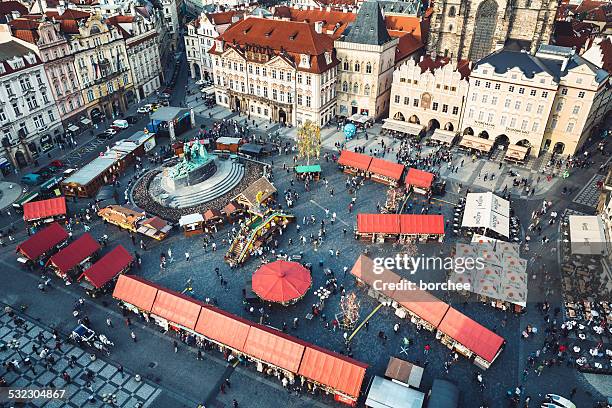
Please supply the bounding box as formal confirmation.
[21,173,42,185]
[112,119,128,129]
[150,104,159,112]
[104,128,117,137]
[49,160,64,169]
[137,106,150,114]
[195,79,207,86]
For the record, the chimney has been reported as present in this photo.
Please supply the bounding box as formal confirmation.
[314,21,323,34]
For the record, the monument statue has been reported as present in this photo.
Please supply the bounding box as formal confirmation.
[163,141,216,190]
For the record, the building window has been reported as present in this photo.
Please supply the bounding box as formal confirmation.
[556,101,564,112]
[504,99,511,108]
[521,120,528,130]
[482,95,488,103]
[451,86,456,92]
[306,96,311,107]
[471,93,478,102]
[354,62,360,72]
[500,115,506,126]
[532,122,539,132]
[566,122,574,133]
[433,102,439,111]
[474,80,480,86]
[515,101,521,110]
[26,96,38,110]
[442,104,448,113]
[404,97,409,105]
[509,86,515,92]
[33,114,45,128]
[578,91,585,98]
[550,117,557,129]
[510,117,516,127]
[412,98,418,107]
[364,85,370,96]
[468,108,474,118]
[262,68,267,76]
[526,103,532,112]
[448,5,456,16]
[87,89,94,102]
[248,65,253,74]
[542,91,548,98]
[287,73,291,82]
[0,107,6,122]
[576,78,583,84]
[394,94,400,103]
[256,67,260,75]
[494,84,500,90]
[272,89,277,100]
[297,95,302,105]
[272,70,277,79]
[42,92,49,104]
[297,73,302,84]
[536,104,544,114]
[485,81,491,88]
[288,93,292,103]
[353,83,359,93]
[107,82,114,93]
[343,60,349,70]
[452,106,459,115]
[519,87,525,94]
[366,62,372,73]
[561,88,568,96]
[478,111,484,120]
[572,105,580,115]
[530,89,537,96]
[279,71,284,81]
[123,73,129,86]
[263,87,268,97]
[343,82,349,92]
[48,109,55,122]
[491,96,498,105]
[487,113,494,123]
[306,76,311,85]
[249,84,254,94]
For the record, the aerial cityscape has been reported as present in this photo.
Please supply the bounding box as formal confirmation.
[0,0,610,406]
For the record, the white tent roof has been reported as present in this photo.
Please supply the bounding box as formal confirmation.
[461,192,510,238]
[179,213,204,226]
[366,376,425,408]
[569,215,608,255]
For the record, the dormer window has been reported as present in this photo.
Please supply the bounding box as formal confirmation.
[216,40,223,52]
[265,29,274,37]
[324,52,331,65]
[289,32,298,40]
[299,54,310,68]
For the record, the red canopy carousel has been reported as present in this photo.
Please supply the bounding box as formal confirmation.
[252,260,312,304]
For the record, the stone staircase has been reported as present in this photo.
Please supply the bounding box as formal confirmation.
[164,160,245,208]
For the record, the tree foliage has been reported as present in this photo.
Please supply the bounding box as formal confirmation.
[296,120,321,165]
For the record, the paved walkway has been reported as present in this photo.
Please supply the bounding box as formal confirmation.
[0,309,162,407]
[0,181,22,210]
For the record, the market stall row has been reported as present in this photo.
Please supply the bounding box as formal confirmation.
[112,275,367,405]
[98,205,172,240]
[22,196,67,226]
[356,213,445,243]
[337,150,405,187]
[351,255,505,369]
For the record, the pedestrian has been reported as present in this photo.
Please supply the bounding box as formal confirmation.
[424,344,431,355]
[225,378,231,388]
[106,317,113,328]
[197,350,203,360]
[569,388,576,398]
[232,400,238,408]
[167,248,173,263]
[185,252,190,261]
[220,383,226,394]
[393,323,400,333]
[173,341,178,353]
[125,317,131,327]
[130,331,137,342]
[118,364,124,378]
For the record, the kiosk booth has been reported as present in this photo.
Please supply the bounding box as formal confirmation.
[179,213,205,236]
[23,197,67,226]
[46,233,100,281]
[78,245,133,297]
[405,168,435,195]
[16,222,69,264]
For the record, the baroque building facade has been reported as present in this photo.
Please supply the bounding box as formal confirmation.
[427,0,558,61]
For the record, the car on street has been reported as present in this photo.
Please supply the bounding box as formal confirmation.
[112,119,129,129]
[159,92,171,99]
[21,173,42,185]
[137,106,151,114]
[195,79,207,86]
[104,128,117,137]
[150,104,159,112]
[50,160,64,168]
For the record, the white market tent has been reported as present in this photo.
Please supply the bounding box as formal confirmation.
[451,240,528,307]
[366,376,425,408]
[179,213,204,227]
[569,215,608,255]
[461,192,510,238]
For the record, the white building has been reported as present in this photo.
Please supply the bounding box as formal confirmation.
[108,11,163,100]
[210,17,339,126]
[388,55,470,133]
[185,11,242,81]
[0,41,62,168]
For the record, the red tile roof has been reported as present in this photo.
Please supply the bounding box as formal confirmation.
[597,37,612,72]
[213,17,339,74]
[207,10,242,25]
[79,245,133,288]
[23,197,67,221]
[274,6,355,39]
[393,32,423,62]
[0,0,27,15]
[45,9,90,20]
[16,222,68,261]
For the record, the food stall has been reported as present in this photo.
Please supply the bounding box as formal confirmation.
[356,214,445,243]
[384,357,424,388]
[112,274,159,315]
[23,197,67,226]
[179,213,204,236]
[405,168,435,195]
[365,376,425,408]
[46,233,100,280]
[150,288,202,333]
[136,216,172,240]
[295,164,322,181]
[436,307,505,369]
[233,177,277,211]
[16,222,69,263]
[368,158,405,187]
[78,245,134,297]
[98,205,146,233]
[204,209,224,225]
[222,201,244,222]
[460,192,510,241]
[194,306,251,353]
[338,150,372,177]
[399,214,445,242]
[216,137,243,153]
[355,213,402,243]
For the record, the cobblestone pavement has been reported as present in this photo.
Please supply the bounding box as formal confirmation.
[0,310,161,408]
[572,173,605,208]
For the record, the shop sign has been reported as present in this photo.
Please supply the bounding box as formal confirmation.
[474,120,494,128]
[505,127,530,135]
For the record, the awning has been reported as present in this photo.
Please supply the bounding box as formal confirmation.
[47,233,100,276]
[79,245,133,289]
[151,289,202,330]
[16,222,69,261]
[461,192,510,238]
[357,213,401,234]
[23,197,67,221]
[430,129,456,145]
[382,119,423,135]
[298,345,368,399]
[504,144,529,162]
[216,137,242,145]
[203,209,223,221]
[243,325,305,372]
[67,125,80,132]
[437,308,504,363]
[399,214,445,235]
[338,150,372,171]
[112,275,159,312]
[393,283,450,327]
[239,143,265,155]
[366,376,425,408]
[179,213,204,226]
[569,215,608,255]
[405,168,434,189]
[459,135,494,152]
[385,357,424,388]
[81,118,92,125]
[295,164,322,174]
[368,158,405,181]
[150,107,189,122]
[194,307,251,351]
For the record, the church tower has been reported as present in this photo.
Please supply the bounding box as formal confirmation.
[427,0,557,61]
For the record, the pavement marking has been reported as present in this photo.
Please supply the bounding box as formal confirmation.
[348,303,383,342]
[430,197,457,206]
[308,199,350,227]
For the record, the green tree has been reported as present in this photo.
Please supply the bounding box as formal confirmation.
[296,120,321,165]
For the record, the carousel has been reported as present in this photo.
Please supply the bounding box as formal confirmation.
[252,260,312,305]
